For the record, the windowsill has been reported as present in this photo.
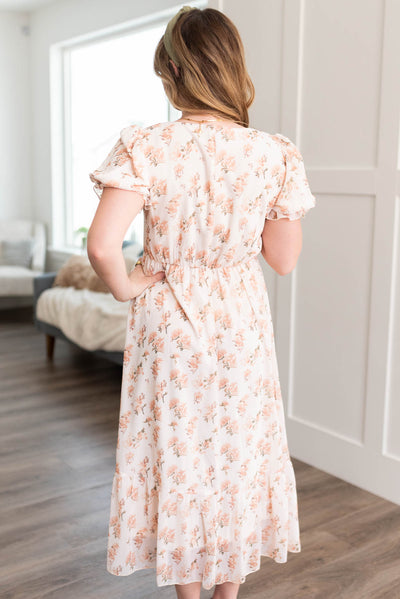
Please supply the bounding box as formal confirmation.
[48,242,140,255]
[47,245,86,255]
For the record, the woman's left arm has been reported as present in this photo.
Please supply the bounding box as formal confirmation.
[87,187,163,302]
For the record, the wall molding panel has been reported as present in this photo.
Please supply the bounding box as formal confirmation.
[281,0,400,505]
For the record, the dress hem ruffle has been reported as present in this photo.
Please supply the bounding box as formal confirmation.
[106,545,301,590]
[106,456,301,590]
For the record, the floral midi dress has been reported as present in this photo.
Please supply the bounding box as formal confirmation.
[89,120,316,590]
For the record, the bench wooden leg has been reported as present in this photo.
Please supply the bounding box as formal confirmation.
[46,334,55,360]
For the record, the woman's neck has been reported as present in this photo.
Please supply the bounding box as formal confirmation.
[178,111,245,128]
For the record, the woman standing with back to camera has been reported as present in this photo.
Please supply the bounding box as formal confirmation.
[88,5,316,599]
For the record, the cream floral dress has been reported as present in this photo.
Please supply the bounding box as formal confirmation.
[89,120,316,590]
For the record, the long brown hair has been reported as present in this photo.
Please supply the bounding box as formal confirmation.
[153,7,255,128]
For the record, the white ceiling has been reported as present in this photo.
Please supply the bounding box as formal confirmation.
[0,0,59,10]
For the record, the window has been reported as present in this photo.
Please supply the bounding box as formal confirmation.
[54,20,180,251]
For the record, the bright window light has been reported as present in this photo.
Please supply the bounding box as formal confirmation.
[65,22,173,249]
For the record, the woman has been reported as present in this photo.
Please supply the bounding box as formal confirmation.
[87,5,316,599]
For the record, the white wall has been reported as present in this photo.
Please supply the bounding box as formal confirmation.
[0,11,31,219]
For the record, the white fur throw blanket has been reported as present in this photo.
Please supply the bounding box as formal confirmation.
[36,286,129,352]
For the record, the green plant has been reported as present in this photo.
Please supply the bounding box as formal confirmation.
[74,226,89,250]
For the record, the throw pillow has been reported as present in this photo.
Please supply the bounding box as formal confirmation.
[0,239,35,268]
[53,255,109,293]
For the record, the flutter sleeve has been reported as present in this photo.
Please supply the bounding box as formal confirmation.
[265,133,316,220]
[88,125,151,208]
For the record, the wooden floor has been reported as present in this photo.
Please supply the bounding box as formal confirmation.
[1,307,400,599]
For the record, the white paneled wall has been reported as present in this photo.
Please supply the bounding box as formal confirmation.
[386,197,400,459]
[293,194,375,445]
[212,0,400,505]
[302,0,384,167]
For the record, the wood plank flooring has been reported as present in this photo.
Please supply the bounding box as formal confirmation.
[1,307,399,599]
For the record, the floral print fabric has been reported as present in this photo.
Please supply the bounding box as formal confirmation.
[89,121,316,590]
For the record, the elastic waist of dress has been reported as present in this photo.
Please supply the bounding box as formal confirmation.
[141,254,256,272]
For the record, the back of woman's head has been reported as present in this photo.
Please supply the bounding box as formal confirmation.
[154,7,255,127]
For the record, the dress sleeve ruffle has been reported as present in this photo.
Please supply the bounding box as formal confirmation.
[88,125,151,209]
[265,133,316,221]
